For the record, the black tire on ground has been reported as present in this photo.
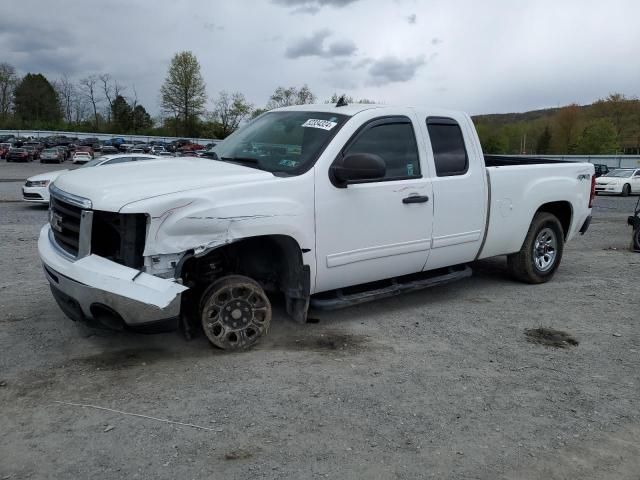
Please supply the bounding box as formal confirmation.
[622,184,631,197]
[199,274,272,350]
[507,212,565,284]
[633,228,640,251]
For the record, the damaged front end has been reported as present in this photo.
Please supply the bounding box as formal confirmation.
[40,185,188,330]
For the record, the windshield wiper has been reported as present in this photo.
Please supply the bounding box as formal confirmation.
[220,156,260,164]
[218,156,263,170]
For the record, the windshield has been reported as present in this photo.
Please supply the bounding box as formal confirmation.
[605,170,633,178]
[80,158,102,168]
[213,111,348,175]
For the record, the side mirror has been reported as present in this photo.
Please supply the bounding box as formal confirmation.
[330,153,386,187]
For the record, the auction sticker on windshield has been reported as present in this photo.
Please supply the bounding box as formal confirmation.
[302,119,338,130]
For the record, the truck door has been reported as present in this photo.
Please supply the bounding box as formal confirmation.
[421,116,488,270]
[314,115,433,293]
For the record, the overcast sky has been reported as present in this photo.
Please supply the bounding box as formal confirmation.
[3,0,639,116]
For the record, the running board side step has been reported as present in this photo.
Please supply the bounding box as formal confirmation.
[310,265,472,311]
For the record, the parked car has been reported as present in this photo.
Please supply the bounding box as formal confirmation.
[6,148,32,162]
[75,145,94,158]
[72,152,92,164]
[595,168,640,196]
[101,145,119,155]
[593,164,610,177]
[40,148,65,164]
[129,148,145,154]
[23,154,160,204]
[38,104,595,351]
[156,151,175,157]
[56,146,71,160]
[22,145,41,160]
[0,142,12,158]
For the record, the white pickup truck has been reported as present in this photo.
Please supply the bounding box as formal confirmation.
[38,104,595,350]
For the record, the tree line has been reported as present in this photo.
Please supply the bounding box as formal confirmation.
[474,94,640,155]
[0,51,374,140]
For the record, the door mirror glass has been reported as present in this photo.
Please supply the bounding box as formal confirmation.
[331,153,386,186]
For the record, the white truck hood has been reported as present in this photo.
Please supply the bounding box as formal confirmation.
[51,158,273,211]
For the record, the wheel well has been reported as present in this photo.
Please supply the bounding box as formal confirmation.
[536,201,572,239]
[180,235,310,323]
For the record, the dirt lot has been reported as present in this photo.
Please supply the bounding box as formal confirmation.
[1,160,639,480]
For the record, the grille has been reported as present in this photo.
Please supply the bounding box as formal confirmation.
[23,192,43,199]
[50,196,82,256]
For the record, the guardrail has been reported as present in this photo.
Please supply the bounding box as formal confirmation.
[0,129,219,146]
[495,155,640,169]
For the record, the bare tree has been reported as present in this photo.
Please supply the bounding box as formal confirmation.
[0,63,17,122]
[72,94,89,123]
[99,73,126,123]
[210,91,254,137]
[266,84,316,110]
[78,75,101,128]
[56,74,75,124]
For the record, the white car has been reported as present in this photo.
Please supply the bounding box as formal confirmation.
[595,168,640,196]
[23,154,159,204]
[72,152,92,164]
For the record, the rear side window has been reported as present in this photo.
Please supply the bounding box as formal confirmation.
[345,119,420,180]
[426,117,468,177]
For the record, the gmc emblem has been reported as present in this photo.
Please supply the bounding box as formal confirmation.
[50,212,63,233]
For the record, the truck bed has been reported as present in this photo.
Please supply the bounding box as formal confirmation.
[484,155,577,167]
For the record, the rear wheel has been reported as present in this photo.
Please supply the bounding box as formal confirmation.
[633,228,640,251]
[200,275,271,350]
[508,212,564,284]
[622,184,631,197]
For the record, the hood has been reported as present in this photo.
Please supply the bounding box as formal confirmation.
[27,170,68,182]
[51,158,274,211]
[596,177,624,184]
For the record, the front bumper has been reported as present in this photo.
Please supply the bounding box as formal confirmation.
[38,224,187,327]
[22,186,49,203]
[595,184,622,194]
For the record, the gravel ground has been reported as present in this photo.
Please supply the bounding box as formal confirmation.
[1,160,639,479]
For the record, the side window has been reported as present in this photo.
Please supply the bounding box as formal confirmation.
[344,119,420,180]
[426,117,469,177]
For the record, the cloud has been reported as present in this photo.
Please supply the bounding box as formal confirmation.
[272,0,360,14]
[406,13,417,24]
[327,40,357,57]
[431,37,442,45]
[203,22,224,32]
[367,55,426,85]
[285,30,357,59]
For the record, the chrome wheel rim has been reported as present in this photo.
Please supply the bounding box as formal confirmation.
[202,283,270,349]
[533,227,557,272]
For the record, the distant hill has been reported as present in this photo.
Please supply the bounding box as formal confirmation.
[471,95,640,155]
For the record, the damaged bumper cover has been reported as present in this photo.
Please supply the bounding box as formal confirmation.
[38,225,187,327]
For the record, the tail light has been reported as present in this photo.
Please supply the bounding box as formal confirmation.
[588,174,596,208]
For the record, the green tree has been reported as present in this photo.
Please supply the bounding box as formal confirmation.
[536,125,552,154]
[13,73,62,126]
[210,91,253,138]
[160,51,207,136]
[132,104,152,133]
[576,119,618,154]
[111,95,132,132]
[553,104,581,154]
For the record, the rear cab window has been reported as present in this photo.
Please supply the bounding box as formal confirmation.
[426,117,469,177]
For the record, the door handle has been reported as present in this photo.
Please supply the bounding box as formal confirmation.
[402,195,429,204]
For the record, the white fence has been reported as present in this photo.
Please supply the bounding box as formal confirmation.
[0,129,219,145]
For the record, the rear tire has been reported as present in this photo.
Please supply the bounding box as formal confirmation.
[633,228,640,251]
[508,212,564,284]
[200,275,271,351]
[622,184,631,197]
